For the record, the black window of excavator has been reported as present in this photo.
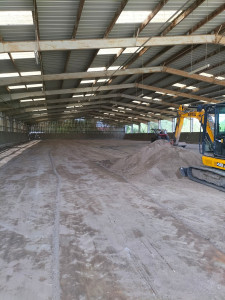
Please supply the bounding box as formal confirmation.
[201,105,215,155]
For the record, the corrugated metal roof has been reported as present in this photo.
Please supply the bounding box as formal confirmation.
[15,59,41,73]
[76,0,121,39]
[37,0,80,40]
[0,25,35,41]
[0,0,225,123]
[0,0,33,10]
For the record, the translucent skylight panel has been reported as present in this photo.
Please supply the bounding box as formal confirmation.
[72,94,84,97]
[150,10,180,23]
[199,72,213,77]
[86,93,95,96]
[123,47,143,54]
[20,99,33,102]
[27,83,43,88]
[33,98,45,101]
[108,66,120,71]
[155,91,165,95]
[0,53,10,60]
[0,11,33,25]
[0,73,19,78]
[11,52,35,59]
[116,10,180,24]
[97,79,109,83]
[87,67,106,72]
[8,85,26,89]
[185,86,197,90]
[132,100,141,104]
[32,109,47,111]
[80,80,95,84]
[173,83,186,88]
[21,71,41,76]
[116,11,151,24]
[143,96,152,100]
[20,97,45,103]
[98,48,121,55]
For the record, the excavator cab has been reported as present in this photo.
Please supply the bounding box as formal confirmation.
[214,105,225,157]
[202,104,225,158]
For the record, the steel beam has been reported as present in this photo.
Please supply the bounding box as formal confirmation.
[4,93,179,116]
[2,66,225,88]
[1,82,218,105]
[0,67,162,86]
[0,84,135,101]
[0,35,222,53]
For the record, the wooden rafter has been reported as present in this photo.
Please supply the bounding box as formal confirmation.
[103,0,129,38]
[32,0,46,92]
[60,0,86,89]
[187,2,225,35]
[162,0,206,36]
[137,83,218,104]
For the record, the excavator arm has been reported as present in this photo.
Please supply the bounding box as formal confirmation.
[174,105,214,145]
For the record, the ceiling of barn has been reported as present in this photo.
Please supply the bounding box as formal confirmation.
[0,0,225,125]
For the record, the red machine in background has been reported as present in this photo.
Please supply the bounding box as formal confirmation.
[151,129,170,143]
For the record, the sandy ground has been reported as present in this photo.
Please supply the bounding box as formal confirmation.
[0,139,225,300]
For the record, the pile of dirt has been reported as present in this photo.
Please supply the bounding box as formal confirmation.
[107,140,202,183]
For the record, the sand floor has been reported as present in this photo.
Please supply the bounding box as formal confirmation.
[0,139,224,300]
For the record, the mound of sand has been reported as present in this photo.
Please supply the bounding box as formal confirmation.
[108,140,202,183]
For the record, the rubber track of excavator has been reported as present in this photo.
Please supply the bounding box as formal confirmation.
[180,166,225,192]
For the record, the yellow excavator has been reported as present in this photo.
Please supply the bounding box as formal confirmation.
[174,104,225,192]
